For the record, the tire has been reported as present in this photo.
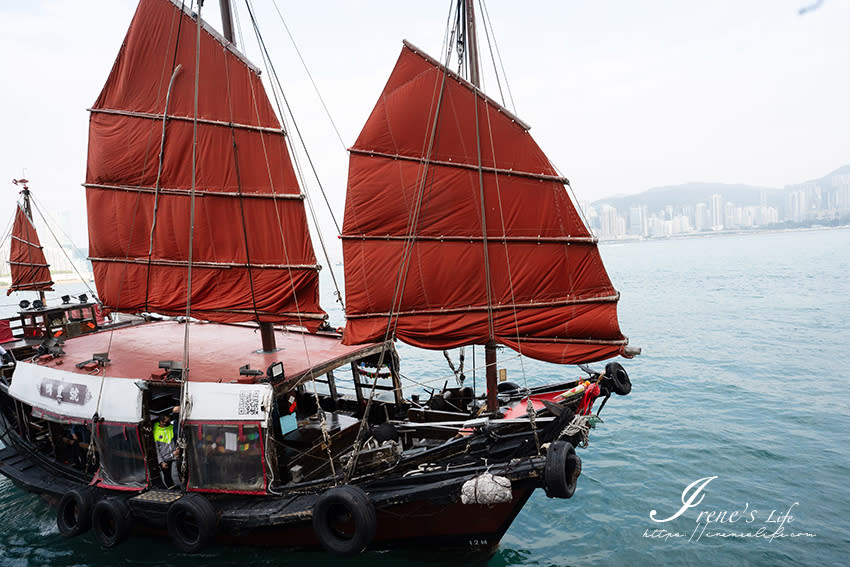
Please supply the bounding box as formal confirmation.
[605,362,631,396]
[167,493,218,553]
[312,485,376,556]
[56,488,94,537]
[91,497,132,548]
[544,441,582,499]
[497,381,521,394]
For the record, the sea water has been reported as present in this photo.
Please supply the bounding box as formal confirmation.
[1,228,848,566]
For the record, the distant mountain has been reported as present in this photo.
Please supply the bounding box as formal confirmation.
[591,166,850,213]
[822,164,850,178]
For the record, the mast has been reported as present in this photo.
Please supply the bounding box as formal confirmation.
[464,0,481,89]
[462,0,498,411]
[21,187,46,306]
[7,179,53,305]
[219,0,235,44]
[218,0,275,352]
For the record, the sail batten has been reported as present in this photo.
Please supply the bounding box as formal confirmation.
[89,107,286,135]
[348,148,569,184]
[342,44,628,364]
[86,0,325,327]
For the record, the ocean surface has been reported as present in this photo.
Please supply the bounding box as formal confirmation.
[1,228,848,566]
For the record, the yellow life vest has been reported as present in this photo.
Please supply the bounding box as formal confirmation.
[153,421,174,444]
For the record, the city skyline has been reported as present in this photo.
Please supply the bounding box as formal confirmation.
[585,165,850,239]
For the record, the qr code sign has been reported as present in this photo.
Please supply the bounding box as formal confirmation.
[238,390,260,416]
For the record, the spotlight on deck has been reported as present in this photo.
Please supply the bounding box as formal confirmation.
[61,295,71,304]
[19,300,30,310]
[32,299,44,309]
[267,361,285,382]
[79,294,88,304]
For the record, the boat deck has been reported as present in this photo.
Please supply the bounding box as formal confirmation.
[0,443,82,497]
[33,320,381,384]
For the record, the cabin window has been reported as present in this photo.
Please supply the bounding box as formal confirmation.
[95,422,147,488]
[183,422,265,493]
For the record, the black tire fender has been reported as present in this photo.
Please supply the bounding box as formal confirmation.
[56,488,94,537]
[544,440,582,499]
[91,497,132,548]
[312,485,376,556]
[497,381,521,393]
[605,362,631,396]
[167,493,218,553]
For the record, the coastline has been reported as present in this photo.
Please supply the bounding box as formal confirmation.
[598,223,850,245]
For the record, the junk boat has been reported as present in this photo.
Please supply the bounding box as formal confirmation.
[0,0,638,556]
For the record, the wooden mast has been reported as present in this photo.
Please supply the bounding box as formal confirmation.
[218,0,277,352]
[13,179,47,305]
[218,0,235,43]
[462,0,498,411]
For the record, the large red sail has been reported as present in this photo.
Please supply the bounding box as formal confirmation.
[6,204,54,296]
[342,43,628,364]
[85,0,325,327]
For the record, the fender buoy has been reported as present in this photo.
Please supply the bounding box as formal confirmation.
[167,493,218,553]
[544,440,582,499]
[605,362,631,396]
[497,381,521,394]
[56,488,94,537]
[312,485,376,556]
[91,497,132,548]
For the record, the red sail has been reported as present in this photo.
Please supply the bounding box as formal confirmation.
[342,43,628,364]
[6,205,54,296]
[85,0,325,327]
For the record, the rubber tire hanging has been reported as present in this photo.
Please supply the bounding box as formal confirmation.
[544,441,582,499]
[56,488,95,537]
[167,493,218,553]
[91,497,132,547]
[312,485,377,556]
[605,362,632,396]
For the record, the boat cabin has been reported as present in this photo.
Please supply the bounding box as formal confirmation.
[0,297,103,350]
[0,321,404,494]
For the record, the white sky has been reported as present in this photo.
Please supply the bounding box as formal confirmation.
[0,0,847,250]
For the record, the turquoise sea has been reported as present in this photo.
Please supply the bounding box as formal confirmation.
[1,228,848,566]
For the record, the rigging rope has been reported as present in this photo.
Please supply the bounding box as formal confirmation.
[28,198,98,300]
[101,0,186,361]
[145,63,183,311]
[243,0,339,480]
[269,0,347,153]
[244,0,345,311]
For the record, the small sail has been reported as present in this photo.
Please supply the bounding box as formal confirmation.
[7,204,54,296]
[85,0,325,327]
[342,43,628,364]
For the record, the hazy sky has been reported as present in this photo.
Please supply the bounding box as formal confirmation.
[0,0,847,248]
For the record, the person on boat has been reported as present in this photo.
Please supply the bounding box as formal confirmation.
[153,407,180,488]
[0,345,12,365]
[68,422,90,469]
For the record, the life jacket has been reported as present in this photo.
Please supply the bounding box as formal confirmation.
[153,421,174,444]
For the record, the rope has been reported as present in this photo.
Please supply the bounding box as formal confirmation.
[526,398,541,454]
[560,414,591,448]
[99,0,185,361]
[477,0,516,112]
[222,40,262,324]
[442,348,466,386]
[245,0,345,313]
[28,198,97,300]
[269,0,347,154]
[145,63,183,311]
[243,0,338,479]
